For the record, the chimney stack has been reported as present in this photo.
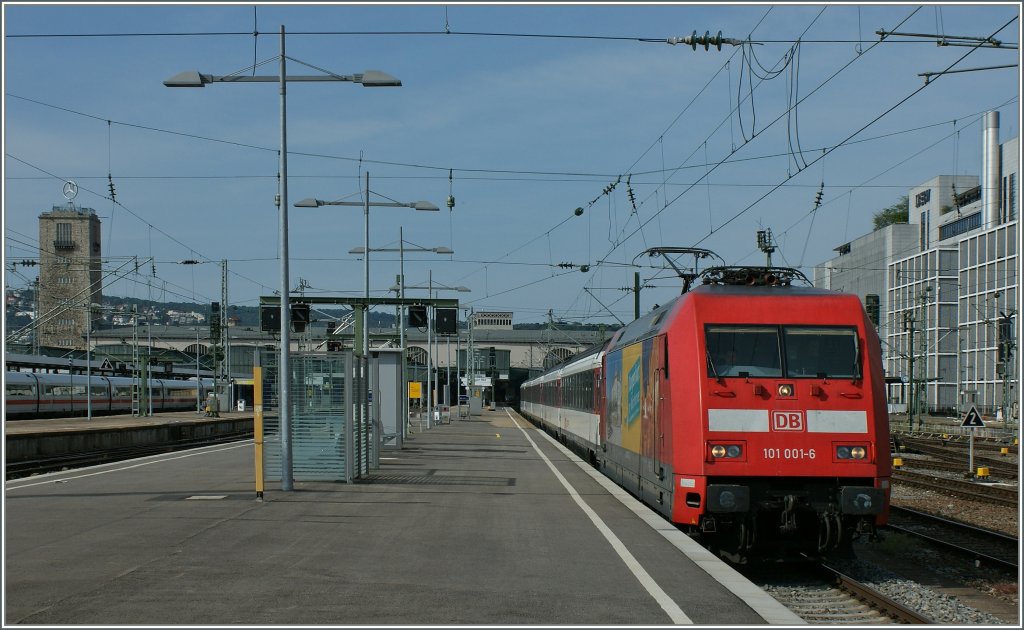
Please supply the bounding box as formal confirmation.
[982,110,1000,227]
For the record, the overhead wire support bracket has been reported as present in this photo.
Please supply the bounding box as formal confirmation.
[875,29,1011,48]
[918,64,1018,84]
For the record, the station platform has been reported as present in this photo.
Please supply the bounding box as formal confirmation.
[5,410,254,463]
[4,407,801,625]
[5,409,254,435]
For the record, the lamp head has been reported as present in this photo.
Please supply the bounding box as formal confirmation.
[413,201,440,211]
[294,198,322,208]
[164,71,206,87]
[433,247,454,254]
[358,70,402,87]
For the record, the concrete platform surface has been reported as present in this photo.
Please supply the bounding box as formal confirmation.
[4,408,800,625]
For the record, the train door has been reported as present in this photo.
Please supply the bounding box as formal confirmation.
[640,335,669,511]
[100,376,113,413]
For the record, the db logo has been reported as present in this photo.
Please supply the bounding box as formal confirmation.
[771,411,805,431]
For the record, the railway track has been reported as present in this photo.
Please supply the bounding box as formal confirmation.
[891,470,1018,507]
[885,506,1018,571]
[896,456,1018,480]
[897,437,1018,478]
[746,560,935,624]
[896,433,1018,456]
[5,431,252,480]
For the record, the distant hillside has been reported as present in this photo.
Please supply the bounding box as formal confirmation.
[6,288,621,335]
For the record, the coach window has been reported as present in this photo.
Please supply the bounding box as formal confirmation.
[6,383,35,397]
[705,325,782,377]
[782,326,858,378]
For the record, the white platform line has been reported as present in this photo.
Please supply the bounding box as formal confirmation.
[506,409,692,625]
[509,408,806,626]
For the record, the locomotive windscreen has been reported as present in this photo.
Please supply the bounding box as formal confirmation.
[706,325,859,379]
[782,326,859,378]
[705,325,782,377]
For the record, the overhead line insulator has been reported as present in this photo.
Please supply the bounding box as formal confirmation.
[666,30,740,51]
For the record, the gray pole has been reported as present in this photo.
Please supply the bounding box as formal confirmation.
[634,271,640,320]
[399,226,407,436]
[432,282,440,420]
[469,307,474,399]
[33,279,40,355]
[222,259,230,408]
[969,429,975,474]
[196,322,201,413]
[427,269,433,426]
[148,307,153,416]
[956,325,963,421]
[363,171,371,358]
[456,312,461,417]
[907,312,916,431]
[278,25,294,491]
[86,306,92,421]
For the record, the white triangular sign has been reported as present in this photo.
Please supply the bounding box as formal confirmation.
[961,406,985,428]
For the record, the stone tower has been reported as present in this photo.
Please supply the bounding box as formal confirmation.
[37,195,102,350]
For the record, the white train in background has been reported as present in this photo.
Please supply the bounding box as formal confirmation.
[5,371,215,419]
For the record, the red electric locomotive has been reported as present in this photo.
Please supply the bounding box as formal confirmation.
[521,266,891,561]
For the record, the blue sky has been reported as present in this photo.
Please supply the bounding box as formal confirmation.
[3,2,1020,324]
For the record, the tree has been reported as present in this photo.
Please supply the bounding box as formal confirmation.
[872,195,909,231]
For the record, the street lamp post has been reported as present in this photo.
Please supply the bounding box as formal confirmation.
[165,26,401,491]
[399,277,470,423]
[359,228,451,437]
[86,306,92,421]
[84,301,112,421]
[147,307,154,416]
[296,175,438,356]
[196,319,201,413]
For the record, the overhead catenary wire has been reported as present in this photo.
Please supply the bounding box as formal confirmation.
[6,27,973,45]
[601,5,844,256]
[772,102,1014,270]
[9,92,1015,184]
[595,7,960,269]
[6,10,1019,323]
[692,19,1015,250]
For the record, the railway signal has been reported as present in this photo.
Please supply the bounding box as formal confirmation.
[961,406,985,428]
[961,405,985,476]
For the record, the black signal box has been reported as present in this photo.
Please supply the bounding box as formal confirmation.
[291,303,310,333]
[435,308,457,335]
[409,305,428,328]
[260,304,280,332]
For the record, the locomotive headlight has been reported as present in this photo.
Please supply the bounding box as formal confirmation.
[777,383,794,397]
[710,444,743,459]
[836,445,867,460]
